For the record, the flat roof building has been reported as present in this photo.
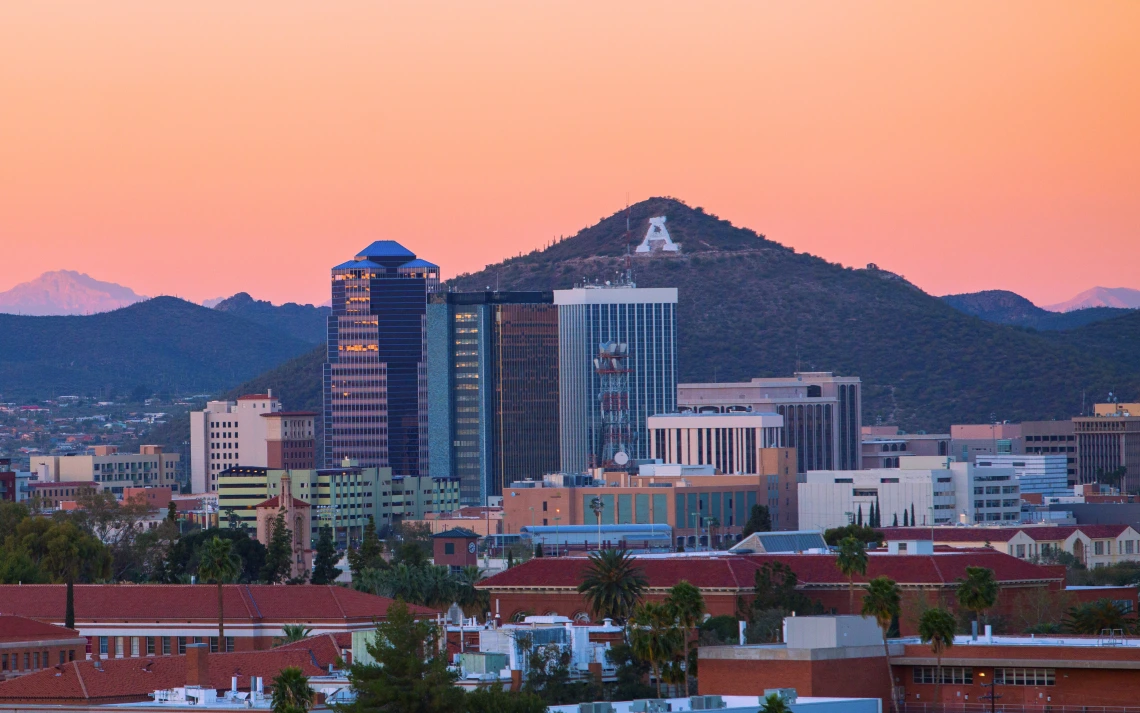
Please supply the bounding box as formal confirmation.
[188,394,284,494]
[31,446,180,496]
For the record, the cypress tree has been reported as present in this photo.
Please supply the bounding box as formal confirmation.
[892,513,899,527]
[857,505,863,527]
[911,503,917,527]
[903,509,909,527]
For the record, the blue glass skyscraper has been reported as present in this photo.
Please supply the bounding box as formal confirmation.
[324,241,439,475]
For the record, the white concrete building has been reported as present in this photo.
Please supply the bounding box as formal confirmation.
[799,455,1020,530]
[189,393,282,493]
[977,454,1069,497]
[30,445,180,495]
[647,411,784,474]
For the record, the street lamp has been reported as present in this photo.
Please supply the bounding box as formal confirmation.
[978,671,1001,713]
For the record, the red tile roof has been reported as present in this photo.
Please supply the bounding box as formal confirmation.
[253,495,310,509]
[0,649,325,704]
[0,615,84,644]
[272,632,352,664]
[0,584,438,624]
[877,525,1132,543]
[477,552,1062,592]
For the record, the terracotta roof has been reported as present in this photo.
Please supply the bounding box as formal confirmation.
[877,525,1132,543]
[0,649,325,704]
[0,616,84,644]
[272,632,352,663]
[477,552,1062,592]
[253,495,310,510]
[0,585,438,624]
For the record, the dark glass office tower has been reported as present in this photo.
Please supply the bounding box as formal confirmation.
[324,242,439,474]
[427,292,560,505]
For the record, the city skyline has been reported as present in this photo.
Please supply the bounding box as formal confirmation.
[1,2,1137,307]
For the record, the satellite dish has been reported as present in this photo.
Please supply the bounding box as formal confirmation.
[613,451,629,466]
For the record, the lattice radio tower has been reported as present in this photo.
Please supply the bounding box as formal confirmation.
[594,340,633,469]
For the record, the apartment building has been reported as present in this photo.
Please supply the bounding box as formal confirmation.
[799,456,1020,530]
[678,372,861,473]
[189,393,284,493]
[30,445,180,495]
[1075,403,1140,491]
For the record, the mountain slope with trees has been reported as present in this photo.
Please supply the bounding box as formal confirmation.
[941,289,1131,330]
[212,293,329,344]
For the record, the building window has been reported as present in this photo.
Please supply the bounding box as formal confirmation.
[59,651,66,665]
[1095,541,1105,556]
[178,637,187,655]
[210,637,219,653]
[226,637,235,652]
[131,637,139,657]
[146,637,156,656]
[163,637,172,656]
[33,652,40,669]
[913,667,973,684]
[99,637,109,656]
[994,668,1055,686]
[444,542,455,555]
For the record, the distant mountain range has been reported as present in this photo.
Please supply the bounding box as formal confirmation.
[1045,287,1140,312]
[0,297,315,401]
[211,293,329,344]
[0,271,147,316]
[940,290,1132,330]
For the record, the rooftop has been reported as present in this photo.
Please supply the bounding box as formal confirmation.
[0,615,84,644]
[878,524,1132,542]
[252,495,310,510]
[355,240,415,260]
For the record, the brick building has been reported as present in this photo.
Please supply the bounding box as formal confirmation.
[475,551,1063,632]
[432,528,479,571]
[0,617,87,681]
[0,585,436,655]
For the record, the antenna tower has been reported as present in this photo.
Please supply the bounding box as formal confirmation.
[594,340,634,470]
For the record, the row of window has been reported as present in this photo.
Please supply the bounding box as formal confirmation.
[97,636,235,657]
[0,649,75,671]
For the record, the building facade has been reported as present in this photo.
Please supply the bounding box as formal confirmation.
[427,291,560,505]
[261,412,316,471]
[31,446,180,495]
[1020,420,1077,482]
[556,285,678,474]
[799,457,1021,530]
[253,475,312,580]
[0,616,87,681]
[189,393,283,493]
[678,372,861,473]
[1075,405,1140,491]
[976,454,1069,497]
[860,427,950,469]
[324,241,439,475]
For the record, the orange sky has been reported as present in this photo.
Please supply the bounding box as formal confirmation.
[1,1,1137,307]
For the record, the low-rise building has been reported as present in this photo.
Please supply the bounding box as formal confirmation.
[879,524,1140,568]
[253,475,311,580]
[27,481,97,510]
[30,446,180,495]
[799,456,1021,530]
[0,616,87,681]
[976,454,1069,497]
[860,426,950,469]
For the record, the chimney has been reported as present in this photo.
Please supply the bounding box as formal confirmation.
[185,643,209,687]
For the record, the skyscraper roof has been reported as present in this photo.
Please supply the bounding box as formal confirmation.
[399,258,439,269]
[356,240,416,260]
[332,258,385,270]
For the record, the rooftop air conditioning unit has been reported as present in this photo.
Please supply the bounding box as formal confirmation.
[578,704,615,713]
[690,695,725,710]
[630,700,671,713]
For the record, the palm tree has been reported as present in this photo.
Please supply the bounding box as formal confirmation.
[1064,599,1136,634]
[577,549,648,623]
[629,602,678,698]
[456,566,489,617]
[270,666,315,713]
[862,576,901,713]
[666,581,705,695]
[918,607,957,709]
[955,566,998,635]
[836,537,868,613]
[277,625,313,645]
[198,537,242,643]
[760,693,792,713]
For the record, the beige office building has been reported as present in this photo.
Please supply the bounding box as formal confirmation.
[30,445,180,495]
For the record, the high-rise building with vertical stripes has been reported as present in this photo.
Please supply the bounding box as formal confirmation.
[324,241,438,474]
[556,285,678,474]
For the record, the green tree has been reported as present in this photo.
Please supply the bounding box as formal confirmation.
[629,601,678,698]
[955,566,998,632]
[822,524,884,547]
[902,509,909,527]
[270,666,315,713]
[576,549,647,623]
[164,527,266,583]
[464,683,547,713]
[167,500,178,523]
[277,624,313,645]
[892,513,898,527]
[347,516,385,580]
[345,600,465,713]
[260,510,293,584]
[665,581,705,695]
[311,526,341,585]
[836,537,868,614]
[455,566,489,617]
[863,576,902,713]
[198,536,242,642]
[856,505,863,527]
[760,693,792,713]
[17,519,111,628]
[1064,599,1136,634]
[741,505,772,538]
[918,607,957,708]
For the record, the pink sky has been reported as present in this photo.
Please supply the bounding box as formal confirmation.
[0,1,1137,307]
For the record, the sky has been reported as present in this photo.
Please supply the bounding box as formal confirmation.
[0,1,1137,308]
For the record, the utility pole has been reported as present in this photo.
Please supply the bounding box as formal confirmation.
[978,675,1001,713]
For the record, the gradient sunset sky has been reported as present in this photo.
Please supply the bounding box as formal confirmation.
[1,1,1137,307]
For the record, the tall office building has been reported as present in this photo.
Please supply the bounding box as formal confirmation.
[324,241,439,474]
[1075,403,1140,491]
[677,372,862,473]
[427,291,561,505]
[556,285,678,474]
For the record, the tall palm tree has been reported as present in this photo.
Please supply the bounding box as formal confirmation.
[577,549,648,623]
[1064,599,1136,634]
[918,607,957,709]
[666,581,705,696]
[277,625,313,646]
[456,566,489,617]
[629,602,677,698]
[862,576,901,713]
[270,666,315,713]
[198,537,242,643]
[836,537,868,613]
[955,566,998,634]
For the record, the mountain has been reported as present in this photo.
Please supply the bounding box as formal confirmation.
[444,197,1140,431]
[211,293,330,344]
[941,290,1131,330]
[1046,310,1140,375]
[1045,287,1140,312]
[0,297,315,400]
[0,270,147,316]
